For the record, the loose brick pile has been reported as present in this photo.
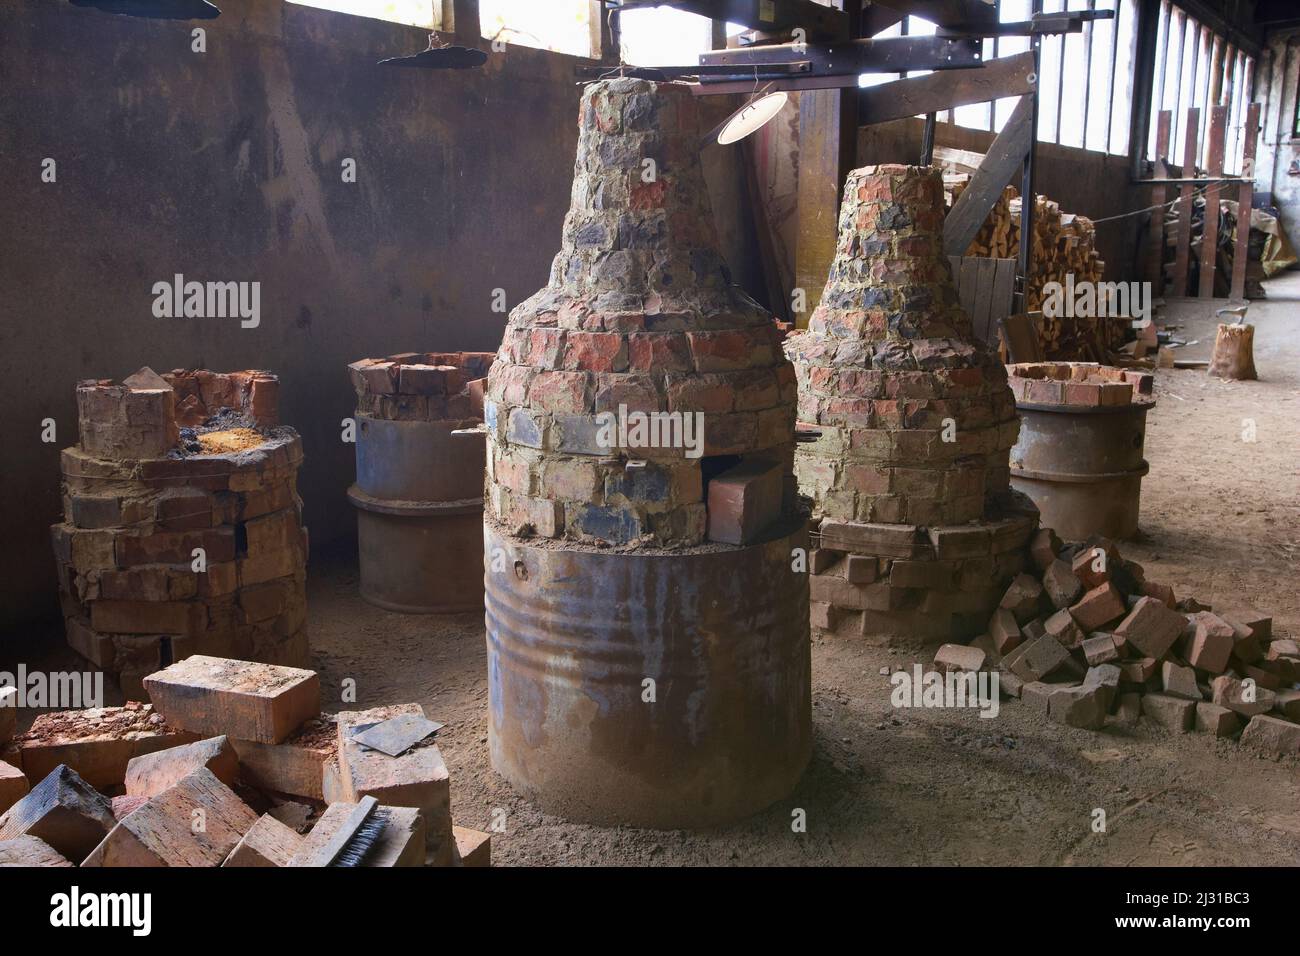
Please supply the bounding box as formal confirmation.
[941,531,1299,756]
[52,369,308,697]
[787,165,1037,642]
[0,656,491,867]
[1006,361,1154,407]
[483,78,797,548]
[347,350,494,423]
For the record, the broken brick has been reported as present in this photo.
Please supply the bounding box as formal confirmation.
[453,824,491,867]
[1042,559,1083,609]
[1185,611,1234,674]
[1141,693,1195,732]
[222,813,303,867]
[1044,608,1085,649]
[0,764,115,862]
[124,735,238,798]
[1160,661,1202,701]
[1211,675,1276,717]
[82,767,258,867]
[988,608,1022,655]
[1194,702,1241,738]
[1081,633,1119,666]
[0,835,74,867]
[934,644,985,673]
[1113,596,1185,660]
[1069,582,1126,632]
[0,761,29,815]
[1238,714,1300,758]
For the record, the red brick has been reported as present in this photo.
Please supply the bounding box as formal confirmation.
[1068,582,1126,632]
[564,332,628,373]
[529,371,591,413]
[144,656,319,745]
[1071,546,1111,588]
[1113,596,1185,659]
[1185,611,1234,673]
[124,735,238,798]
[706,459,784,546]
[628,332,691,372]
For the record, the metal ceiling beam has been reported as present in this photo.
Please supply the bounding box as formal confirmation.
[610,0,850,40]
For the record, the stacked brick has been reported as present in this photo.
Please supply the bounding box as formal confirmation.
[0,656,493,866]
[346,351,494,423]
[786,164,1037,642]
[941,532,1298,756]
[1006,361,1154,407]
[484,78,797,547]
[52,369,308,697]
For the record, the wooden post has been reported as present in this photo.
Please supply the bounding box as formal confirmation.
[1197,106,1228,298]
[793,0,862,327]
[1171,107,1200,297]
[1230,102,1261,301]
[589,0,620,64]
[1145,110,1172,293]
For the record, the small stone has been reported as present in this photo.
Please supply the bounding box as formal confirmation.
[1239,714,1300,757]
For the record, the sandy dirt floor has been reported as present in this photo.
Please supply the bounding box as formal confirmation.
[9,275,1298,867]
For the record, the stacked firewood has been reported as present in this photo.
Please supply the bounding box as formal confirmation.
[947,179,1120,358]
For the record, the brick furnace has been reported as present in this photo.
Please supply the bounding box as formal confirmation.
[786,165,1038,643]
[482,78,810,828]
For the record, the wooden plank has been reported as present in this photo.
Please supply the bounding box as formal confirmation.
[1230,101,1261,301]
[999,313,1043,364]
[1171,106,1200,297]
[989,258,1017,346]
[1197,105,1228,298]
[959,257,981,319]
[943,93,1033,257]
[1145,109,1172,291]
[971,261,995,340]
[794,85,856,326]
[858,51,1036,126]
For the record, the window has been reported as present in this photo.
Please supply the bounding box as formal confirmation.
[1147,1,1255,174]
[861,1,1135,155]
[287,0,436,29]
[478,0,592,58]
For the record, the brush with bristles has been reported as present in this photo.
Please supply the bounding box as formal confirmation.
[293,796,391,868]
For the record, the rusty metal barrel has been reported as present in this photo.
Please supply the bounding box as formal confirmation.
[484,521,812,829]
[1007,363,1155,541]
[346,352,493,614]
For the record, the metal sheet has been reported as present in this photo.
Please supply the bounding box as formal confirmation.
[484,521,812,829]
[351,714,443,757]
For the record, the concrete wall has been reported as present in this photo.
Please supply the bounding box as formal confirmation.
[0,0,753,633]
[1259,28,1300,251]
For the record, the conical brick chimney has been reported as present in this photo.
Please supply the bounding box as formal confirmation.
[482,79,810,828]
[786,164,1037,642]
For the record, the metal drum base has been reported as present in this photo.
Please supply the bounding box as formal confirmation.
[350,486,484,614]
[484,520,812,829]
[1010,470,1146,541]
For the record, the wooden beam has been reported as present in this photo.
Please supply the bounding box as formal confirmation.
[1197,105,1227,298]
[943,93,1034,258]
[795,85,857,326]
[589,1,620,63]
[1230,101,1261,301]
[1127,0,1161,179]
[1144,109,1172,293]
[792,0,862,328]
[1171,107,1200,297]
[441,0,480,45]
[863,0,998,29]
[650,0,850,39]
[858,51,1036,127]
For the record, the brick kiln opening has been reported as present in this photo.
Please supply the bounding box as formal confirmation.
[52,368,308,698]
[786,164,1040,644]
[481,77,811,828]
